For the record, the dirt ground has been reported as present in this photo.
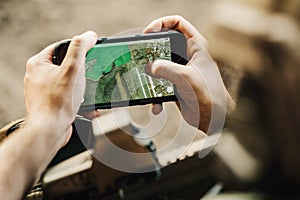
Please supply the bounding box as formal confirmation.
[0,0,213,128]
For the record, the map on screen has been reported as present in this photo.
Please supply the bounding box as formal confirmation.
[83,37,174,106]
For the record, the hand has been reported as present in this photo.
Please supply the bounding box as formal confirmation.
[24,31,97,145]
[144,15,235,133]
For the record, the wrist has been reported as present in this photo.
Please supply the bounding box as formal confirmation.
[25,111,72,147]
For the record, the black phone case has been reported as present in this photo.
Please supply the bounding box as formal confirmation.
[53,31,187,110]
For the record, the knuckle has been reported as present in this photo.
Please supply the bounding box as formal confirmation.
[25,56,37,72]
[25,55,44,74]
[71,35,83,49]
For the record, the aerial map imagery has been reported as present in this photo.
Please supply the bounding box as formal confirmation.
[83,37,174,106]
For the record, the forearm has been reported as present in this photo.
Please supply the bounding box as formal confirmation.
[0,116,69,200]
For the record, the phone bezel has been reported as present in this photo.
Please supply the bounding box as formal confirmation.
[53,31,187,110]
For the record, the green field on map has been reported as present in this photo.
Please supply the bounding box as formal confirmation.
[83,38,174,105]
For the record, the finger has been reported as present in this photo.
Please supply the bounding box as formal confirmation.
[143,15,198,37]
[151,103,163,115]
[36,43,58,63]
[144,15,197,36]
[144,15,207,49]
[61,31,97,76]
[26,37,79,71]
[26,43,58,72]
[78,110,101,120]
[145,60,185,84]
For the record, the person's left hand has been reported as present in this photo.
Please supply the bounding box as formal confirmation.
[24,31,97,145]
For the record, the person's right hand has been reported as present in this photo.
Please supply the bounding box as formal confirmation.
[144,15,235,133]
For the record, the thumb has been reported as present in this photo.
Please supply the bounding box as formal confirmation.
[61,31,97,78]
[145,60,185,84]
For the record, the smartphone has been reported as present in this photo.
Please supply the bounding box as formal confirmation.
[53,31,187,110]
